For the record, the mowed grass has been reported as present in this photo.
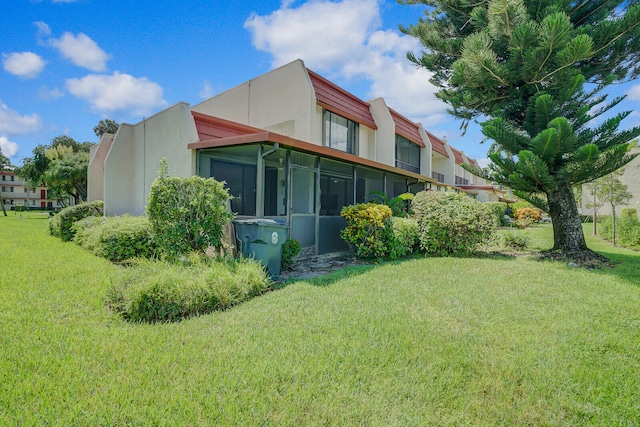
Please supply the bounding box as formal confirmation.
[1,214,639,426]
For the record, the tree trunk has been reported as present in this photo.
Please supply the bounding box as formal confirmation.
[548,184,588,253]
[1,193,6,217]
[611,205,617,246]
[547,184,610,266]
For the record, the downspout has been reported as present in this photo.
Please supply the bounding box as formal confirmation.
[261,143,280,158]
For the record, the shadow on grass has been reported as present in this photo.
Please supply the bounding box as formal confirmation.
[273,262,379,290]
[274,252,522,290]
[588,250,640,286]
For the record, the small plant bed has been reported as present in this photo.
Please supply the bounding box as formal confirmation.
[106,256,270,323]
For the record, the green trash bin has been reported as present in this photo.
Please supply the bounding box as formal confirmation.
[235,219,288,280]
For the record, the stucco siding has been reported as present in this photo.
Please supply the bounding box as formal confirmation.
[103,102,197,216]
[193,60,317,143]
[87,133,114,202]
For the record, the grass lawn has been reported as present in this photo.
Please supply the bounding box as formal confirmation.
[1,215,639,425]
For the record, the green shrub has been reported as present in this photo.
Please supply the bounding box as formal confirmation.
[49,200,104,241]
[147,164,234,258]
[281,239,302,270]
[386,217,419,259]
[510,200,537,212]
[411,191,498,256]
[514,207,541,226]
[485,201,510,226]
[599,216,613,241]
[106,257,270,323]
[503,230,530,251]
[621,208,637,219]
[340,203,393,258]
[73,215,107,253]
[620,218,640,250]
[76,215,156,262]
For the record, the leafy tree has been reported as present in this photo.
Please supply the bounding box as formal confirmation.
[16,135,92,207]
[93,119,120,138]
[51,135,93,153]
[595,171,632,245]
[585,180,605,236]
[15,144,49,188]
[403,0,640,264]
[44,150,89,205]
[0,148,10,170]
[0,147,12,217]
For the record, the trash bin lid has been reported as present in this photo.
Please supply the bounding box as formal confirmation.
[234,218,288,227]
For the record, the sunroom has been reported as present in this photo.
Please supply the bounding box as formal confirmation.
[188,114,442,256]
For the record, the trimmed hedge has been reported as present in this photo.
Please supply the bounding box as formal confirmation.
[73,215,156,262]
[49,200,104,241]
[147,173,233,258]
[105,257,270,323]
[485,201,510,226]
[387,217,419,259]
[340,203,393,258]
[411,190,497,256]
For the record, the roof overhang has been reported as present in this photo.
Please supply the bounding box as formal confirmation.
[188,131,439,185]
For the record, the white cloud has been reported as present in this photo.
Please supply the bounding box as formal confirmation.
[66,71,167,116]
[244,0,448,127]
[199,80,214,99]
[34,21,52,38]
[0,136,19,158]
[0,102,43,136]
[50,32,110,72]
[2,52,46,79]
[245,0,381,72]
[627,84,640,101]
[37,86,65,100]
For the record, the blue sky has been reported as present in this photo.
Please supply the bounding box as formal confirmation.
[2,0,640,167]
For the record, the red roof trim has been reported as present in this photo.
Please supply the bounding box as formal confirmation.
[426,131,449,158]
[390,109,424,147]
[308,69,377,130]
[192,111,263,140]
[450,146,465,165]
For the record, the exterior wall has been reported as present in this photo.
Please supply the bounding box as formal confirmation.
[358,126,376,161]
[368,98,395,165]
[418,125,433,179]
[580,147,640,218]
[88,133,114,202]
[192,60,317,143]
[102,102,198,216]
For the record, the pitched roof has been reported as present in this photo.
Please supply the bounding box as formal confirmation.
[390,109,425,147]
[192,111,265,140]
[450,146,465,164]
[307,69,377,129]
[425,131,449,157]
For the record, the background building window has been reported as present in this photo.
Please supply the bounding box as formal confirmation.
[455,175,469,185]
[432,171,445,183]
[324,110,357,154]
[395,135,421,174]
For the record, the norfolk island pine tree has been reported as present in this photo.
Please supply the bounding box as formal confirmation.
[402,0,640,265]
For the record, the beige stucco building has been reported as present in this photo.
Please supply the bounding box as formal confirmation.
[89,59,504,254]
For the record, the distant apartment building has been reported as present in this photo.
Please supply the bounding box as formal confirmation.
[1,171,63,210]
